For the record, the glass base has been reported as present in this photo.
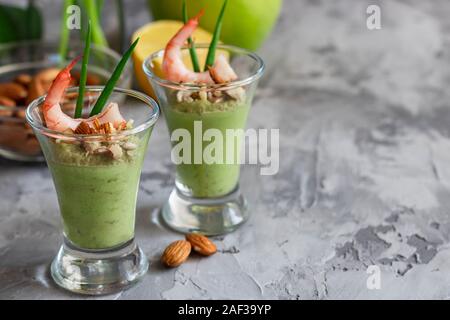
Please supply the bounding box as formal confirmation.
[162,187,249,236]
[50,238,148,295]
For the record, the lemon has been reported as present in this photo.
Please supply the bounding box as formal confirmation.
[131,20,213,98]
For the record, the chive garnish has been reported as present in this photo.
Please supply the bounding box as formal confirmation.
[74,21,92,118]
[89,38,140,117]
[182,0,201,72]
[204,0,228,71]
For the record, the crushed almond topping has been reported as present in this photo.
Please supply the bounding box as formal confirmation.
[175,87,246,104]
[101,122,114,134]
[122,142,137,150]
[74,122,92,135]
[93,147,109,154]
[199,90,208,101]
[93,118,101,131]
[108,144,123,160]
[83,141,101,154]
[117,121,127,131]
[225,87,246,102]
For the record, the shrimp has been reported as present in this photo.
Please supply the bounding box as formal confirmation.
[42,57,82,132]
[163,10,214,84]
[163,10,239,85]
[42,57,125,133]
[208,54,238,83]
[87,102,125,129]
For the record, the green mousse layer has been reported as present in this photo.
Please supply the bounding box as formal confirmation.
[164,99,249,198]
[46,133,149,249]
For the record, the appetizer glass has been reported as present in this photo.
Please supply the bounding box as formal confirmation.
[144,44,265,235]
[26,87,159,295]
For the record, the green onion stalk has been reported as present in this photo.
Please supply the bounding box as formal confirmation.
[74,21,91,118]
[89,38,140,116]
[182,0,200,72]
[204,0,228,71]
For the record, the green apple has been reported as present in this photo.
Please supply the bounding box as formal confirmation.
[147,0,282,51]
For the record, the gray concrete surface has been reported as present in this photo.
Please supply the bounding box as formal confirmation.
[2,0,450,299]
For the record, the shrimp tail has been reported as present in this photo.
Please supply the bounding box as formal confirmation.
[169,14,201,47]
[193,9,205,21]
[66,55,82,71]
[44,56,81,109]
[42,56,82,132]
[208,54,238,83]
[162,10,214,84]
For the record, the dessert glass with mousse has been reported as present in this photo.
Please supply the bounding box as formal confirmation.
[26,56,159,294]
[144,10,264,235]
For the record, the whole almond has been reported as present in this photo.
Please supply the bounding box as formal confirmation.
[186,233,217,256]
[36,68,60,84]
[15,108,26,119]
[161,240,191,268]
[24,137,41,155]
[0,83,27,101]
[0,109,13,117]
[26,68,60,104]
[0,96,16,107]
[26,77,46,104]
[86,73,101,86]
[24,123,34,135]
[14,74,32,87]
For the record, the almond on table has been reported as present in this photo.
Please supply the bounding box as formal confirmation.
[186,233,217,256]
[159,234,217,269]
[161,240,192,268]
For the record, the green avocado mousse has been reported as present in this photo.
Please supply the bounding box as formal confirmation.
[26,34,159,295]
[165,92,250,198]
[49,129,149,249]
[144,0,264,235]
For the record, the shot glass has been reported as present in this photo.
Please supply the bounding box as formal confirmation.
[144,44,264,235]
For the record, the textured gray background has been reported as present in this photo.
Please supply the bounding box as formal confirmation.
[2,0,450,299]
